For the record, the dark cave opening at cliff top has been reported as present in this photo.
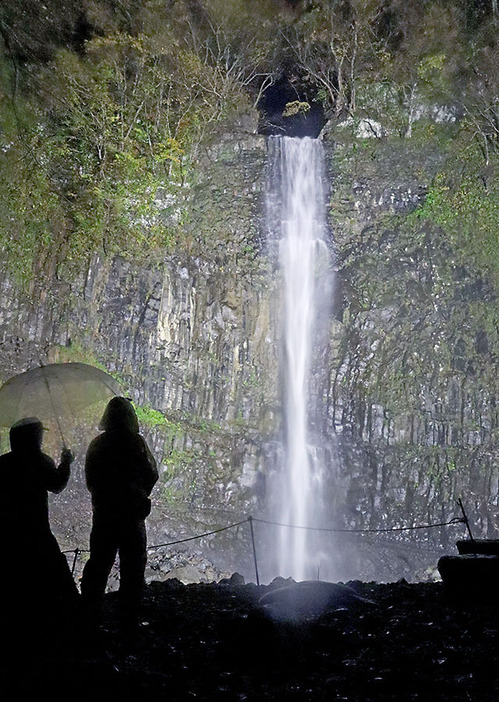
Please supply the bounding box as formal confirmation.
[257,76,326,138]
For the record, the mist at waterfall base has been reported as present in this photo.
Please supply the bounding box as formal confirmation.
[262,136,337,583]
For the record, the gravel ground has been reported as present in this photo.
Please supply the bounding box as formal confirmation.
[1,576,498,701]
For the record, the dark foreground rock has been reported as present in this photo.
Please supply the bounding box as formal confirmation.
[1,577,498,701]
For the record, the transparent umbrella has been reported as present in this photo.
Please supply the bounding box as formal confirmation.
[0,362,121,444]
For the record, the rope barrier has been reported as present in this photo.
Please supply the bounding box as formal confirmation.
[62,519,249,557]
[146,519,250,550]
[62,512,467,586]
[251,516,466,534]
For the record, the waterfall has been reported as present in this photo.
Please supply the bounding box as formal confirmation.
[266,136,333,582]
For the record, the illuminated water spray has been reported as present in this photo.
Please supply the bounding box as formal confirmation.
[266,136,332,581]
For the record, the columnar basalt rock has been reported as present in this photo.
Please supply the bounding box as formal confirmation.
[0,123,281,571]
[1,117,498,581]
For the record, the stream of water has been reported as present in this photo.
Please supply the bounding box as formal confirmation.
[266,136,332,581]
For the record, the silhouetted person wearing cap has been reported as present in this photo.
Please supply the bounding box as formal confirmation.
[0,417,77,635]
[80,397,158,635]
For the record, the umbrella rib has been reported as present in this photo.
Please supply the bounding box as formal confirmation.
[11,384,23,428]
[40,364,67,446]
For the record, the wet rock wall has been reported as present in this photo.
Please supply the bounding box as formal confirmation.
[0,117,498,580]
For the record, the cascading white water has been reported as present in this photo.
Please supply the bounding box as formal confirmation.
[266,135,331,581]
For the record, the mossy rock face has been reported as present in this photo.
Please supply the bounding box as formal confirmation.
[2,113,499,579]
[322,126,499,551]
[0,120,277,558]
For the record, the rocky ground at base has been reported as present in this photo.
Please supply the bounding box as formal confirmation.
[1,576,498,701]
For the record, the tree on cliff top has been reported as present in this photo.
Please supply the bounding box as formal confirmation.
[0,0,498,290]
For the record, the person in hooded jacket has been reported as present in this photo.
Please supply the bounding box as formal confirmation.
[0,417,77,631]
[80,397,158,633]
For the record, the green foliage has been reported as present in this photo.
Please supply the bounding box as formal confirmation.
[332,125,499,452]
[0,127,61,287]
[56,343,110,371]
[414,142,499,291]
[133,404,170,427]
[0,8,257,288]
[281,0,469,120]
[1,0,498,291]
[0,0,85,62]
[282,101,311,117]
[37,35,194,263]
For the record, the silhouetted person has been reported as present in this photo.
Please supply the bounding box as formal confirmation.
[80,397,158,634]
[0,417,77,635]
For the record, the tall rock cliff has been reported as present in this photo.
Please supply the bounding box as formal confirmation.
[1,111,497,582]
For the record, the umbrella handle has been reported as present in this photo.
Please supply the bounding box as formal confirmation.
[61,446,74,465]
[54,415,67,449]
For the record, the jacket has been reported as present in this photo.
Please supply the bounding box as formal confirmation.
[85,429,158,520]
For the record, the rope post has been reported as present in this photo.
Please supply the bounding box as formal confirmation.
[458,498,475,542]
[248,516,260,586]
[71,548,80,576]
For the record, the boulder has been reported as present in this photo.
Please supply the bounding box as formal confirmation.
[437,554,499,601]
